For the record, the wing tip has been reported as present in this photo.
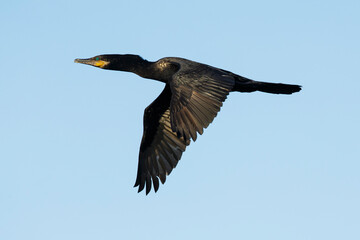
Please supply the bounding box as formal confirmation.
[134,175,161,195]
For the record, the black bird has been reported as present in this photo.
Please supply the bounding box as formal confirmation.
[74,54,301,194]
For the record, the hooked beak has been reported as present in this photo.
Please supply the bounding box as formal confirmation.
[74,58,93,65]
[74,58,109,68]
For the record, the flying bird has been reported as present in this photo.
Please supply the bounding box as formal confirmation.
[74,54,301,194]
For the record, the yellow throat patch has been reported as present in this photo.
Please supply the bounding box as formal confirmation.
[94,60,108,68]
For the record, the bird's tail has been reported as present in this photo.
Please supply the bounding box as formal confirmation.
[233,76,301,95]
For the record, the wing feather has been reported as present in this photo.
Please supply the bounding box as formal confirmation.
[135,60,236,194]
[170,65,235,141]
[134,84,190,194]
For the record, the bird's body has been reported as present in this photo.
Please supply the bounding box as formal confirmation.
[74,54,301,194]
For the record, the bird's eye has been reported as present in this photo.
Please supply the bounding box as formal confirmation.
[95,57,100,61]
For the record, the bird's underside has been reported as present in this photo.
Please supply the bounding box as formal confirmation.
[74,55,301,195]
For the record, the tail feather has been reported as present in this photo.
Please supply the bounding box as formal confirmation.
[253,82,301,94]
[233,76,301,95]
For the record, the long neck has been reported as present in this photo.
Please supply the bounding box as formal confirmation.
[131,59,180,83]
[113,58,166,83]
[130,60,162,81]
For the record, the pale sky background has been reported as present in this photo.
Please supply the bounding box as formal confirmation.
[1,1,360,240]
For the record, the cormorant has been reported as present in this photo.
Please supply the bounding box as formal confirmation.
[74,54,301,194]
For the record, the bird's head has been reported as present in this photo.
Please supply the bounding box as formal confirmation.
[74,54,145,71]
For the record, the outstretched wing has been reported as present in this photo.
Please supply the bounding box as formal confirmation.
[169,66,235,142]
[134,84,190,194]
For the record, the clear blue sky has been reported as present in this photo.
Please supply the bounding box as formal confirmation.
[1,1,359,239]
